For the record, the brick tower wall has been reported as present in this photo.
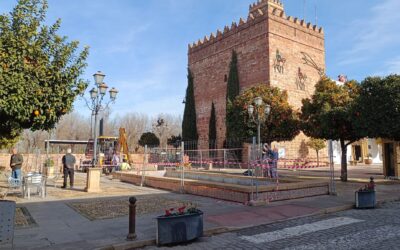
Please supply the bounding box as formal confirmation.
[188,0,328,159]
[188,15,270,149]
[265,3,327,159]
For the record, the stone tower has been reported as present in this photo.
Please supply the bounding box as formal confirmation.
[188,0,325,158]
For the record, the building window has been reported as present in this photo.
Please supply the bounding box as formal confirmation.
[224,74,227,82]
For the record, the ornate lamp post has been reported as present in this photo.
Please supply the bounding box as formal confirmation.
[247,97,271,158]
[82,71,118,166]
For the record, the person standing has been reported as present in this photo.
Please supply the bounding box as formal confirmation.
[62,148,76,189]
[270,146,279,178]
[10,147,23,180]
[112,151,121,171]
[262,144,270,177]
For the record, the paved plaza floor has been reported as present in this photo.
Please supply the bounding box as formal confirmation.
[0,165,399,249]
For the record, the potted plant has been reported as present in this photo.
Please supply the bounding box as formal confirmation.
[44,158,55,177]
[156,203,203,246]
[364,153,373,165]
[355,177,376,208]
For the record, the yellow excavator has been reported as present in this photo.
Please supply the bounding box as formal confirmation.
[80,128,132,172]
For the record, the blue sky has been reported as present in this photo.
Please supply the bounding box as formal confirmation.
[1,0,399,117]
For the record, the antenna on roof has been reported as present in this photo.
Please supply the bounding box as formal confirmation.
[315,3,318,26]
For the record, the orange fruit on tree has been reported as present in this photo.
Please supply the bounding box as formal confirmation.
[34,110,40,116]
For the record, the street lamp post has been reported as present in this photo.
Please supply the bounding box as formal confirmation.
[81,71,118,167]
[247,97,271,158]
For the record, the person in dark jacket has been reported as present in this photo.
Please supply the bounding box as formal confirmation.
[62,148,76,188]
[10,147,23,180]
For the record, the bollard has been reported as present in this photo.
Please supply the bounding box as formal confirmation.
[126,197,137,241]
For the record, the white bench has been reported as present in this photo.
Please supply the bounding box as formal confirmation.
[23,173,46,199]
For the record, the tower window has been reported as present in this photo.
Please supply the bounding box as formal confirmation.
[224,74,228,82]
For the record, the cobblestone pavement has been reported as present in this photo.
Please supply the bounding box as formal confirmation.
[148,201,400,250]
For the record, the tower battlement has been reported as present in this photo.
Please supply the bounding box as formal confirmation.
[188,0,323,52]
[250,0,283,13]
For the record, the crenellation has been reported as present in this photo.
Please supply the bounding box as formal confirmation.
[224,25,230,33]
[209,32,215,40]
[189,0,323,52]
[231,22,237,30]
[313,25,317,31]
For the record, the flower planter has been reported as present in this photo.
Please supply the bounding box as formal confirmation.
[355,190,375,208]
[44,166,55,177]
[156,211,203,246]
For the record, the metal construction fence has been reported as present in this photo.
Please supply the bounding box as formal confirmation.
[133,138,335,197]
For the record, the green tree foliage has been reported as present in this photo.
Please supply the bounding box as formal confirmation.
[208,102,217,152]
[226,50,241,140]
[226,50,239,104]
[307,138,326,166]
[167,135,182,148]
[138,132,160,147]
[182,68,198,142]
[355,75,400,140]
[230,84,300,143]
[0,0,89,147]
[301,76,364,181]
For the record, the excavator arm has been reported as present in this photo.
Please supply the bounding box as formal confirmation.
[118,128,132,164]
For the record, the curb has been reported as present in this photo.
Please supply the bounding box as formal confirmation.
[100,197,399,250]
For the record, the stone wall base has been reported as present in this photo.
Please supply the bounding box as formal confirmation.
[112,172,329,204]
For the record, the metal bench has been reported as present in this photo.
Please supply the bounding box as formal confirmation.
[24,173,46,199]
[3,174,23,199]
[0,200,16,249]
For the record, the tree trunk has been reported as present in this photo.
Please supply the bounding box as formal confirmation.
[316,150,319,167]
[340,139,348,182]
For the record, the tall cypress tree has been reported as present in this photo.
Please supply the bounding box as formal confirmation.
[226,50,240,104]
[182,68,198,142]
[226,50,240,141]
[209,102,217,151]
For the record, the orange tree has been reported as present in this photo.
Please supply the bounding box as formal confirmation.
[0,0,88,147]
[301,76,365,181]
[354,75,400,141]
[227,84,300,144]
[306,138,326,166]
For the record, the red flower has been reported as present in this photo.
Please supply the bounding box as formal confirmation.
[165,210,171,216]
[178,206,186,214]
